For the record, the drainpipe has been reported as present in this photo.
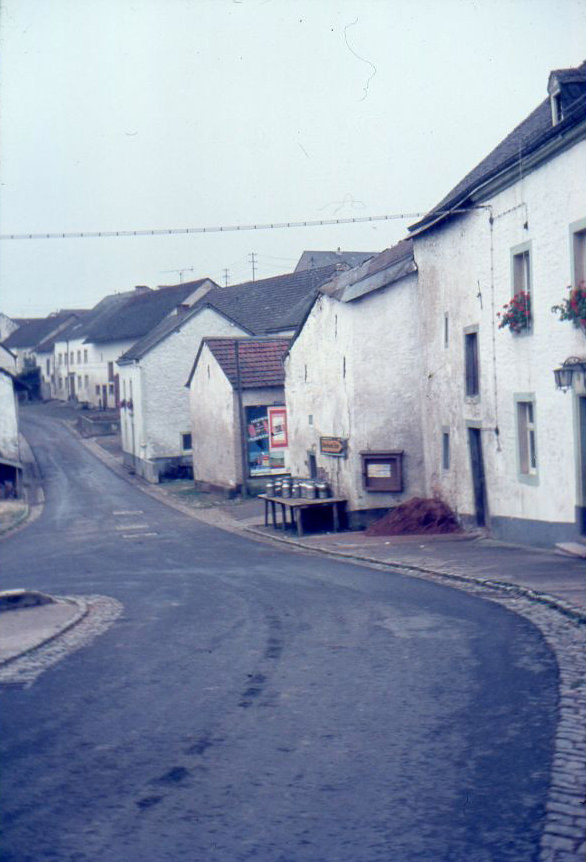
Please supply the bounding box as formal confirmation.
[234,341,249,497]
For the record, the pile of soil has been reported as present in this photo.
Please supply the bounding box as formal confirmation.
[365,497,461,537]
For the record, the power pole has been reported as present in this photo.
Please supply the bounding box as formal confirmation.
[223,268,230,287]
[249,252,257,282]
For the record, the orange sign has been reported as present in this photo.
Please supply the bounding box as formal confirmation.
[320,436,348,457]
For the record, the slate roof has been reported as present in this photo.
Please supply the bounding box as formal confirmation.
[119,266,344,364]
[196,338,290,389]
[410,60,586,235]
[294,250,376,273]
[204,264,344,335]
[86,280,213,344]
[117,291,241,364]
[2,311,83,349]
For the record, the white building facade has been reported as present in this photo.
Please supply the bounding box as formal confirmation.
[118,307,248,483]
[412,62,586,546]
[285,244,425,527]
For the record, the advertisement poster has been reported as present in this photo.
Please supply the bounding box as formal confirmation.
[246,405,288,476]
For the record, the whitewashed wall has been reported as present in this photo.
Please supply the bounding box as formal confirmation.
[0,345,16,372]
[53,336,133,407]
[285,271,424,514]
[414,137,586,543]
[189,343,240,490]
[118,308,247,480]
[0,373,19,463]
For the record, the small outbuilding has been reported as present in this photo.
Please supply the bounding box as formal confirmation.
[187,337,290,494]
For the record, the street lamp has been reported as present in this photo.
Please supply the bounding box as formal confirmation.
[553,356,586,391]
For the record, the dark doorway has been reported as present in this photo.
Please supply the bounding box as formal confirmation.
[578,397,586,534]
[468,427,487,527]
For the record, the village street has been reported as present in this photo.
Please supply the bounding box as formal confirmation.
[0,410,560,862]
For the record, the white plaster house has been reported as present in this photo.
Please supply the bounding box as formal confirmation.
[187,338,290,494]
[117,264,345,483]
[285,242,423,528]
[0,313,20,342]
[0,368,23,495]
[0,343,17,372]
[52,280,216,408]
[2,312,82,376]
[409,60,586,546]
[117,305,249,482]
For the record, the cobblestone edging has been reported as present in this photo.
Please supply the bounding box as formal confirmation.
[0,596,124,688]
[244,528,586,862]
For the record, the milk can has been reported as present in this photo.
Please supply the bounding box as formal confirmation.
[316,480,330,499]
[281,478,291,498]
[274,479,282,497]
[265,479,275,497]
[304,480,317,499]
[291,481,300,498]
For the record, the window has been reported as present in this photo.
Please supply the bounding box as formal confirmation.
[571,220,586,286]
[58,353,62,365]
[95,385,100,396]
[84,375,89,389]
[444,312,449,348]
[108,361,114,381]
[58,377,63,390]
[70,352,74,364]
[442,431,450,470]
[510,243,533,333]
[77,375,82,388]
[46,359,50,375]
[84,349,88,363]
[517,399,537,478]
[181,432,192,452]
[464,330,479,397]
[77,350,81,364]
[513,249,531,294]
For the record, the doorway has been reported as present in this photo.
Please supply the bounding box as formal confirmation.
[578,397,586,534]
[468,427,488,527]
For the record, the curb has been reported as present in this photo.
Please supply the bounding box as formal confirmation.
[243,525,586,627]
[0,596,89,669]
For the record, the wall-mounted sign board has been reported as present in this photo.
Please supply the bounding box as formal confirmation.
[320,436,348,457]
[360,450,404,491]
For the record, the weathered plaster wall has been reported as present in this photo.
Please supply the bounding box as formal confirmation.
[141,310,246,462]
[53,337,132,407]
[415,137,586,540]
[190,344,240,490]
[0,374,19,463]
[286,271,424,512]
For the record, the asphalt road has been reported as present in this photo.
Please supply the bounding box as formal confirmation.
[0,408,558,862]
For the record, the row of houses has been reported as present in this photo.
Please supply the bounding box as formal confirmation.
[3,60,585,548]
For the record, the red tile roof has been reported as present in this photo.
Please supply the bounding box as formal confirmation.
[204,338,290,389]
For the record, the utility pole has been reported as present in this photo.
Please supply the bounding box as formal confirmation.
[249,252,257,282]
[223,268,230,287]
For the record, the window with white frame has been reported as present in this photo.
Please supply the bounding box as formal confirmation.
[517,399,537,478]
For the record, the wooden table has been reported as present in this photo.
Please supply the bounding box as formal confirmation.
[259,494,347,537]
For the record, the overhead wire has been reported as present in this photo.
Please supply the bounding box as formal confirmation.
[0,211,476,242]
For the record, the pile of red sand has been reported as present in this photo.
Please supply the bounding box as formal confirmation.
[365,497,461,537]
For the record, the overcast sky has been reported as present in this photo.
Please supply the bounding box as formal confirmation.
[0,0,585,317]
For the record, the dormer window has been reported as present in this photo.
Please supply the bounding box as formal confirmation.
[551,88,563,125]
